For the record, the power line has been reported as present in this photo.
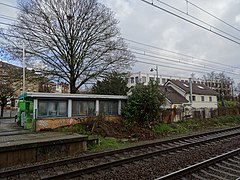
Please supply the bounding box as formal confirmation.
[1,2,240,78]
[1,1,240,70]
[0,31,41,43]
[133,51,240,76]
[136,57,208,74]
[0,14,16,22]
[2,1,240,45]
[155,0,240,43]
[135,57,240,80]
[129,46,236,73]
[140,0,240,46]
[0,2,19,10]
[156,0,240,35]
[187,0,240,33]
[123,37,240,70]
[1,24,240,76]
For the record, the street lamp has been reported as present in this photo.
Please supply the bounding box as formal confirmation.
[150,65,159,84]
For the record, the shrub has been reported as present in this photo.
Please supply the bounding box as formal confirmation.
[121,81,165,127]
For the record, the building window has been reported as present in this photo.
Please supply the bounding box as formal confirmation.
[192,96,196,101]
[72,100,95,116]
[189,96,196,101]
[135,77,139,83]
[130,77,134,83]
[38,100,67,117]
[99,100,118,115]
[209,97,212,102]
[142,76,146,83]
[201,96,204,101]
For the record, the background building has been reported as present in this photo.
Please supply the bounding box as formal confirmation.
[128,71,233,100]
[0,61,70,110]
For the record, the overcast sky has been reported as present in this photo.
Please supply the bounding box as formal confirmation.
[1,0,240,83]
[101,0,240,83]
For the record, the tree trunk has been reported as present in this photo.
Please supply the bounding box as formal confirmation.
[70,80,77,94]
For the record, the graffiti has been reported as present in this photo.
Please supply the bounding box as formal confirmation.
[38,120,48,128]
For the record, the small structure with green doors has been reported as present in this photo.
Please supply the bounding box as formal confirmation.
[17,93,34,129]
[18,92,127,131]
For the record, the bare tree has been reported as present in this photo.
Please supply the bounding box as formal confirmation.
[203,71,233,100]
[1,0,134,93]
[0,62,21,117]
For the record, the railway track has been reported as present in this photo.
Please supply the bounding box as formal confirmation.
[1,126,240,180]
[156,148,240,180]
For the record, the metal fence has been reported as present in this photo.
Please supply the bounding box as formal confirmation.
[0,109,18,118]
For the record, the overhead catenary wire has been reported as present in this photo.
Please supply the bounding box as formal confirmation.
[2,26,240,76]
[123,37,240,70]
[127,44,237,72]
[0,1,240,71]
[0,15,16,22]
[140,0,240,46]
[133,51,240,76]
[136,57,211,74]
[0,2,19,10]
[157,0,240,34]
[2,1,240,45]
[1,17,240,73]
[1,25,240,78]
[0,1,240,80]
[187,0,240,33]
[129,46,238,73]
[2,29,240,81]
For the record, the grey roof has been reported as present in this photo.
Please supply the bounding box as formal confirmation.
[159,86,188,104]
[167,80,219,96]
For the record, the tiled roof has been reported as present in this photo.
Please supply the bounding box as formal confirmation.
[159,86,188,104]
[168,80,219,95]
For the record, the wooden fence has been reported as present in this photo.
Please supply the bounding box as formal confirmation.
[161,107,240,123]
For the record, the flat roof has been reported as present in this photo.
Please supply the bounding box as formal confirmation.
[24,92,128,100]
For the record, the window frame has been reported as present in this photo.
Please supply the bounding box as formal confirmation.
[130,77,134,83]
[142,76,146,83]
[192,96,196,101]
[72,100,95,116]
[99,100,119,115]
[38,100,68,118]
[209,96,212,102]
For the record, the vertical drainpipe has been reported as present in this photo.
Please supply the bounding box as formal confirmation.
[189,78,193,105]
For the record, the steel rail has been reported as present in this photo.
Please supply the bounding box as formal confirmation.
[1,126,240,179]
[41,133,240,179]
[156,148,240,180]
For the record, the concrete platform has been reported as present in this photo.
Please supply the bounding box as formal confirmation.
[0,118,28,136]
[0,132,88,169]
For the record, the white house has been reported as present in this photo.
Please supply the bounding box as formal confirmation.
[165,80,218,109]
[128,71,232,100]
[159,86,188,109]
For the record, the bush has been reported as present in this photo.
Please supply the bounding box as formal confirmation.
[218,100,236,108]
[121,81,165,127]
[153,123,174,134]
